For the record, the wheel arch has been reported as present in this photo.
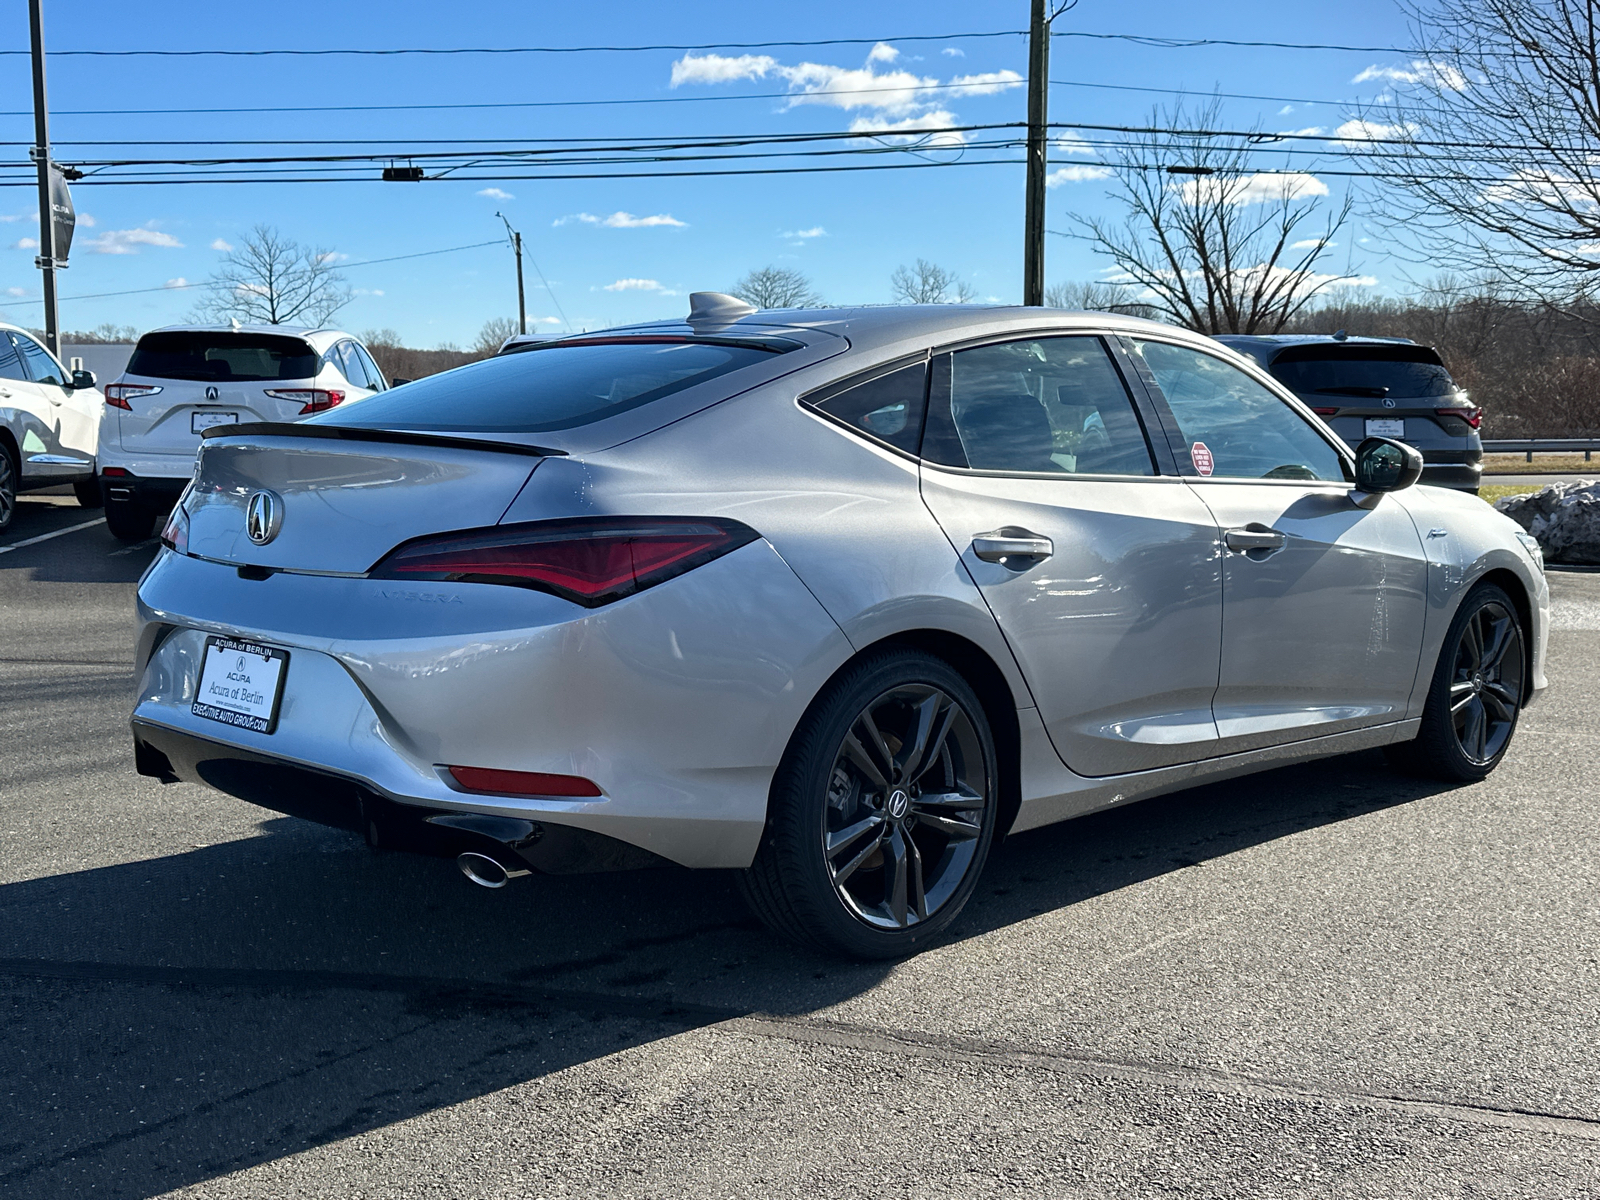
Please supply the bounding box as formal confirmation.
[1472,566,1536,708]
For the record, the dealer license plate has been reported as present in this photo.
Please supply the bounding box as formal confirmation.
[192,636,289,734]
[1365,418,1406,438]
[192,410,239,434]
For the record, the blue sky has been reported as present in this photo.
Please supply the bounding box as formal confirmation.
[0,0,1422,346]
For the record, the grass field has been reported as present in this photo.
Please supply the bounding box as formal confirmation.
[1480,483,1545,505]
[1482,453,1600,476]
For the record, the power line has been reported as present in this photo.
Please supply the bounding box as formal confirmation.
[0,30,1024,58]
[1048,31,1407,53]
[1050,78,1381,109]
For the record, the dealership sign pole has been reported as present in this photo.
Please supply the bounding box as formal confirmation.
[29,0,75,357]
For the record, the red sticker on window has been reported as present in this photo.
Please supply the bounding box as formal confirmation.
[1190,442,1214,476]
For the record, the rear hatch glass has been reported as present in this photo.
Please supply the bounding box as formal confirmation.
[1266,345,1457,400]
[127,331,318,382]
[315,337,794,434]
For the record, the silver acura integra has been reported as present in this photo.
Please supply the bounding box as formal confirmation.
[131,295,1549,958]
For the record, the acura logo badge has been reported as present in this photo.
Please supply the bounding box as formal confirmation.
[245,490,282,545]
[1382,397,1397,408]
[205,385,220,401]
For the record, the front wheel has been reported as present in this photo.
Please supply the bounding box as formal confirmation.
[73,477,103,508]
[739,649,999,959]
[0,444,16,533]
[1387,583,1526,782]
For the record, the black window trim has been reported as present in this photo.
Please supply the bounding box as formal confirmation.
[1121,333,1357,486]
[11,329,67,387]
[796,350,932,462]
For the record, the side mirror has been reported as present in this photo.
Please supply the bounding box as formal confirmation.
[1353,436,1423,493]
[390,377,412,387]
[71,368,97,390]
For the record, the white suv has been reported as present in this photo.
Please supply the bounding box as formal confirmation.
[97,324,389,541]
[0,321,102,532]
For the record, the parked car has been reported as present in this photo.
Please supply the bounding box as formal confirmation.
[0,321,102,531]
[96,324,389,541]
[129,298,1547,958]
[1213,333,1482,492]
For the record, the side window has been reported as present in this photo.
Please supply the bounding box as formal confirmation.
[321,345,347,383]
[922,336,1154,475]
[1130,340,1346,482]
[0,334,28,381]
[337,342,371,389]
[806,360,928,455]
[354,343,387,390]
[14,333,65,386]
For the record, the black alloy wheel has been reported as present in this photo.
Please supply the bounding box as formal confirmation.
[740,649,999,959]
[1388,583,1526,781]
[0,444,15,532]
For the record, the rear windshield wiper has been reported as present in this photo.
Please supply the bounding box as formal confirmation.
[1312,386,1390,398]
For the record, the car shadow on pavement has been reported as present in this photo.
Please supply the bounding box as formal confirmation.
[0,748,1459,1199]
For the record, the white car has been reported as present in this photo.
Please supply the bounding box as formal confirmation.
[96,324,389,540]
[0,320,102,531]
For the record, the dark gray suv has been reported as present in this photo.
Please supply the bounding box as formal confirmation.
[1214,334,1482,492]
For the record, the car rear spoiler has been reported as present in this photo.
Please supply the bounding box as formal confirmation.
[200,422,566,458]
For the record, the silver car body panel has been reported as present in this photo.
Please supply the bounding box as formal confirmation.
[132,306,1551,871]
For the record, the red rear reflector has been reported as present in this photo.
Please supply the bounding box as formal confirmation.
[370,516,760,608]
[1311,406,1340,416]
[101,467,132,477]
[1435,406,1482,429]
[448,765,602,797]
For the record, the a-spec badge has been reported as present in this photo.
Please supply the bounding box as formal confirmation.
[245,490,284,546]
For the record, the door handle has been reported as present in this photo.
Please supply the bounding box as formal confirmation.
[972,529,1054,563]
[1224,525,1287,552]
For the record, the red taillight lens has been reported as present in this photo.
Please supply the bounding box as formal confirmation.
[104,383,161,410]
[265,388,344,415]
[1435,406,1481,429]
[447,765,602,797]
[369,516,760,607]
[1310,406,1340,416]
[101,467,132,477]
[159,503,189,555]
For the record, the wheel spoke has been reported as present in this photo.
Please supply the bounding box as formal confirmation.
[842,730,891,790]
[1481,686,1517,724]
[831,823,887,886]
[893,693,944,784]
[827,814,884,860]
[915,810,982,841]
[1449,681,1477,713]
[1480,615,1512,672]
[884,826,909,926]
[915,788,986,813]
[1463,611,1485,669]
[1458,696,1487,760]
[900,695,957,786]
[906,832,928,921]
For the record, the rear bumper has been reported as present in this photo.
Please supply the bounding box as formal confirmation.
[1417,459,1482,491]
[101,471,188,510]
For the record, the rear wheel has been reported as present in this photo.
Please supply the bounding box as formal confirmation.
[0,442,16,533]
[73,477,103,508]
[740,649,999,959]
[1387,583,1525,782]
[104,493,157,542]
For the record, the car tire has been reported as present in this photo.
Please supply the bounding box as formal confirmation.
[1386,583,1526,782]
[739,648,1000,959]
[104,494,157,542]
[73,477,103,508]
[0,441,16,533]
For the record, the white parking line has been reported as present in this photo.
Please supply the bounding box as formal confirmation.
[0,517,107,556]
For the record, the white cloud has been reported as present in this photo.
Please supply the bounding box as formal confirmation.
[849,109,965,147]
[1333,119,1417,144]
[163,277,189,289]
[84,228,183,255]
[1179,172,1330,205]
[532,316,562,325]
[867,42,899,64]
[210,237,233,251]
[1053,131,1098,156]
[5,286,25,297]
[11,237,38,250]
[1353,60,1467,91]
[1046,165,1113,187]
[946,70,1023,97]
[316,251,349,263]
[1280,126,1324,137]
[670,52,777,86]
[353,287,385,296]
[554,211,687,228]
[1291,238,1336,250]
[781,226,827,239]
[603,277,666,291]
[0,212,32,224]
[1278,105,1295,115]
[77,213,95,228]
[941,47,965,58]
[476,187,514,200]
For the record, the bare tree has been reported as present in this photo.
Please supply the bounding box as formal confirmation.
[474,317,520,354]
[1067,101,1355,334]
[195,225,352,326]
[1371,1,1600,302]
[729,266,821,309]
[1044,280,1159,318]
[890,259,977,303]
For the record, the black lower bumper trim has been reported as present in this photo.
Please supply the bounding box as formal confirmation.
[131,719,667,874]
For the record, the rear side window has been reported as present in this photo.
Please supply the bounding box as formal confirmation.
[319,338,785,433]
[805,360,928,455]
[127,332,318,382]
[336,342,371,389]
[0,333,32,381]
[1267,346,1457,399]
[922,336,1155,475]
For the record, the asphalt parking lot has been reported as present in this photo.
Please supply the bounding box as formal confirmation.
[3,486,1598,1199]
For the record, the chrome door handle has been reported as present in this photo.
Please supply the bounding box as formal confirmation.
[1224,526,1287,552]
[971,529,1054,563]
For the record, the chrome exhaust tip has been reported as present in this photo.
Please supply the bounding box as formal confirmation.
[456,851,532,889]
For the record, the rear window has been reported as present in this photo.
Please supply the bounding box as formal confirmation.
[127,332,318,383]
[316,338,787,434]
[1266,346,1458,400]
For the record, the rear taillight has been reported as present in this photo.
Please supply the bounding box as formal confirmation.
[104,383,161,410]
[1435,406,1482,429]
[369,516,760,608]
[159,503,189,555]
[1311,406,1340,416]
[101,467,132,477]
[265,388,344,415]
[447,766,602,797]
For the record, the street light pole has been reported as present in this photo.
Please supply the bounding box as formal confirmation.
[498,213,526,335]
[28,0,59,355]
[1023,0,1050,307]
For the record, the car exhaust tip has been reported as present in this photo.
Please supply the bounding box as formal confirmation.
[456,851,531,889]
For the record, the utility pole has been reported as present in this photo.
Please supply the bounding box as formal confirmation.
[1023,0,1050,307]
[498,213,527,334]
[29,0,59,354]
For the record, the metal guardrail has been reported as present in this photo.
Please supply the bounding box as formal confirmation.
[1482,438,1600,462]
